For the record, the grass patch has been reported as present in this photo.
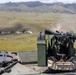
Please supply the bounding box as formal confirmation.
[0,12,61,51]
[0,34,37,52]
[0,12,76,52]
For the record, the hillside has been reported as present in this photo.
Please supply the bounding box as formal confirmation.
[0,1,76,51]
[0,1,76,14]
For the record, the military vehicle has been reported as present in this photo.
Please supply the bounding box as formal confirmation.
[37,29,76,71]
[1,29,76,75]
[0,51,38,75]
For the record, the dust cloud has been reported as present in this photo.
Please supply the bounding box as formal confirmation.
[51,14,76,33]
[51,23,66,32]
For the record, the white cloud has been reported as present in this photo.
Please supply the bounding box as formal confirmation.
[58,0,76,3]
[0,0,76,3]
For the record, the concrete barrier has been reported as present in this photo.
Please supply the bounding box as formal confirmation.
[17,50,37,64]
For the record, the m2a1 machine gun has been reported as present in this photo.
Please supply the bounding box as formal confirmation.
[37,29,76,71]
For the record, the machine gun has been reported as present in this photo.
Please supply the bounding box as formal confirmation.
[37,29,76,70]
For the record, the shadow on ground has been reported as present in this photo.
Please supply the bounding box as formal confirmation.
[43,68,76,74]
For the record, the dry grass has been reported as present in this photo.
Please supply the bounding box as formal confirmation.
[0,12,60,52]
[0,12,60,31]
[0,11,76,52]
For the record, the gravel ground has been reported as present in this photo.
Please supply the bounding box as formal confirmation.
[2,63,39,75]
[2,63,48,75]
[2,63,76,75]
[1,51,76,75]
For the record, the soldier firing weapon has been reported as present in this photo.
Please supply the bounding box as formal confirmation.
[37,29,76,70]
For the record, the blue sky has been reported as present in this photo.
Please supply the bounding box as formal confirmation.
[0,0,76,3]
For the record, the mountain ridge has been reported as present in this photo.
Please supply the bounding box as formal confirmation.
[0,1,76,14]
